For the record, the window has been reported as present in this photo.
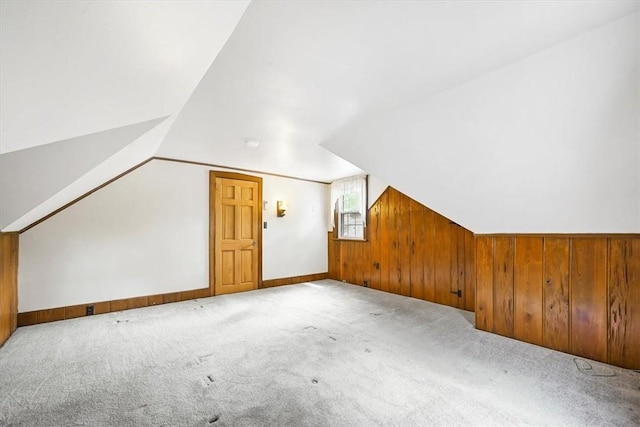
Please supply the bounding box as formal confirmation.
[330,175,367,240]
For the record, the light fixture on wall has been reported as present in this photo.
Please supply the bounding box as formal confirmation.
[277,200,287,217]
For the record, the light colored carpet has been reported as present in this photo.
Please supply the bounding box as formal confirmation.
[0,280,638,426]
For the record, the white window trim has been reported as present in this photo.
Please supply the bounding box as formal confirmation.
[330,174,367,239]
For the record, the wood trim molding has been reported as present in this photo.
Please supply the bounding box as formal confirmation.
[16,287,211,327]
[18,156,330,235]
[19,158,154,234]
[154,157,330,185]
[262,273,329,288]
[17,273,330,327]
[475,233,640,238]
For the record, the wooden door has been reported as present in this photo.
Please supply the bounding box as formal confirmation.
[210,172,262,295]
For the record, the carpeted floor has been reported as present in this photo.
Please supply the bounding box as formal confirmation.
[0,280,638,426]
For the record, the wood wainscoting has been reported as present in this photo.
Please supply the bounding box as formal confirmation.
[0,233,19,347]
[329,187,475,312]
[476,235,640,370]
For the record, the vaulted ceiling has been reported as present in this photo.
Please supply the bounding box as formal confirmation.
[1,0,638,233]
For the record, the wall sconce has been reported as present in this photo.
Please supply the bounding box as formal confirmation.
[277,200,287,217]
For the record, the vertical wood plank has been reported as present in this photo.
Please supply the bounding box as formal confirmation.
[369,200,382,290]
[543,237,570,352]
[423,209,436,302]
[571,238,608,363]
[343,242,355,284]
[362,232,371,288]
[379,191,390,293]
[513,236,544,345]
[327,233,339,280]
[475,236,494,332]
[388,189,402,294]
[453,225,465,309]
[434,214,452,306]
[493,236,515,338]
[0,233,19,346]
[399,193,412,296]
[464,230,476,312]
[608,238,640,369]
[409,200,425,300]
[354,242,364,286]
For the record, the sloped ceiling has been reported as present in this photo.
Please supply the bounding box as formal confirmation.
[0,0,250,230]
[1,0,638,233]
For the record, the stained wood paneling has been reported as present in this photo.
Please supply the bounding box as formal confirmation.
[369,201,381,290]
[399,193,411,296]
[493,236,514,337]
[0,233,19,347]
[388,188,402,295]
[434,214,453,306]
[423,209,436,303]
[379,191,390,293]
[354,240,364,286]
[453,225,466,309]
[330,187,473,313]
[513,237,543,345]
[475,236,494,332]
[570,238,608,363]
[476,235,640,368]
[608,238,640,369]
[409,200,425,300]
[543,237,570,352]
[464,230,476,312]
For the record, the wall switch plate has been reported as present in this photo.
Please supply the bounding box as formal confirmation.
[264,222,267,229]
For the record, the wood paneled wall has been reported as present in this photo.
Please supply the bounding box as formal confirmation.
[1,232,19,347]
[329,187,475,312]
[476,235,640,369]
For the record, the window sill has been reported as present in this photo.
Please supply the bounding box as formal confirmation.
[332,237,368,243]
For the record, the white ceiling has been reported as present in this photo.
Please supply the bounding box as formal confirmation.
[0,0,249,152]
[1,0,638,232]
[0,0,250,229]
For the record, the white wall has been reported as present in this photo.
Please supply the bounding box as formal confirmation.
[18,159,329,312]
[368,175,388,208]
[324,13,640,234]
